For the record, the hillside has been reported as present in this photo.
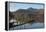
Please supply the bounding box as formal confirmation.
[9,7,44,23]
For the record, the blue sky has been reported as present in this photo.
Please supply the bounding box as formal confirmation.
[9,3,44,12]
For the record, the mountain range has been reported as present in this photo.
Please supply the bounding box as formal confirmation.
[9,7,44,23]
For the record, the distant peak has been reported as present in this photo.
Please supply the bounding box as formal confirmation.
[28,7,33,9]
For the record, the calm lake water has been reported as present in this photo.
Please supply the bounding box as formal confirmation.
[10,22,44,30]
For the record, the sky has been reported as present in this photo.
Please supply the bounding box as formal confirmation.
[9,2,44,12]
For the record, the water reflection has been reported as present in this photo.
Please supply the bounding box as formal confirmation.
[10,22,44,30]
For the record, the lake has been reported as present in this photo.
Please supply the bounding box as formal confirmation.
[9,22,44,30]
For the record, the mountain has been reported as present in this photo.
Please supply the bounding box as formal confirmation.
[9,7,44,23]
